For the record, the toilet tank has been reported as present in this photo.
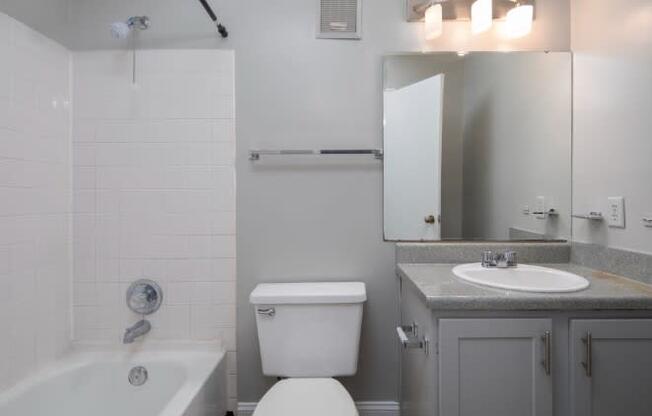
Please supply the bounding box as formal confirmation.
[250,282,366,377]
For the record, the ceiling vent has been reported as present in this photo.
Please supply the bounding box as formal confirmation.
[317,0,362,39]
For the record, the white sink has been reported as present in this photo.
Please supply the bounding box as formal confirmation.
[452,263,590,293]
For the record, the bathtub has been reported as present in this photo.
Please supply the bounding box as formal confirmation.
[0,344,226,416]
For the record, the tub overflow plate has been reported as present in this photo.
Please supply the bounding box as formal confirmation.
[128,366,148,386]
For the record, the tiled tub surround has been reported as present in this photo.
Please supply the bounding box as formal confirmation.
[72,50,236,409]
[0,13,71,390]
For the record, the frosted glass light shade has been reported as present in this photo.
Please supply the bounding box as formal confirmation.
[424,4,443,40]
[471,0,493,34]
[505,4,533,38]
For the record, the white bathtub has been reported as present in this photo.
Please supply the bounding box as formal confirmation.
[0,344,226,416]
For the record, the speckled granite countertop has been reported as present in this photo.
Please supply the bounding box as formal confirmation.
[397,263,652,310]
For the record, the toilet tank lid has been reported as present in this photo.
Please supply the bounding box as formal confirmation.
[250,282,366,305]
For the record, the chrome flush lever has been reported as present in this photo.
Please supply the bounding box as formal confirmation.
[257,308,275,317]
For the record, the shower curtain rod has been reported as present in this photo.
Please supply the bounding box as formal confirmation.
[197,0,228,38]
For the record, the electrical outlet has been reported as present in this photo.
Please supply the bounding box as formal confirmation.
[607,197,625,228]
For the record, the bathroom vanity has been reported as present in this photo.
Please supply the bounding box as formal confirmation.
[397,249,652,416]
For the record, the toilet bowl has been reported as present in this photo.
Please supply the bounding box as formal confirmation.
[250,282,366,416]
[253,378,358,416]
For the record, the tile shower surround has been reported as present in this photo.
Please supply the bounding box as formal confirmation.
[0,13,71,390]
[72,50,237,408]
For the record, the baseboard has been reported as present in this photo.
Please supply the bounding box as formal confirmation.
[237,400,399,416]
[356,401,400,415]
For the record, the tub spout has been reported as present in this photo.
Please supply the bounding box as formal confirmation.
[123,319,151,344]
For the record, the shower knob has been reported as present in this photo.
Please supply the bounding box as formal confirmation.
[126,279,163,315]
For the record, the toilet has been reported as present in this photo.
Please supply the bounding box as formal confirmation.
[249,281,367,416]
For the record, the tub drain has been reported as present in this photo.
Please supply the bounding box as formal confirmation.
[128,366,148,386]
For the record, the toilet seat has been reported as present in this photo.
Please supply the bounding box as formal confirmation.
[253,378,358,416]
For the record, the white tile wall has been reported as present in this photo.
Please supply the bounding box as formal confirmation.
[71,50,236,408]
[0,12,72,391]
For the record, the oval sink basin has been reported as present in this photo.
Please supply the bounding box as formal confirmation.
[452,263,590,293]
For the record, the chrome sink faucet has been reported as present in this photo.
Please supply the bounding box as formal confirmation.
[123,319,151,344]
[481,251,518,268]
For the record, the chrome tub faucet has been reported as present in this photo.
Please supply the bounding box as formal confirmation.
[123,319,151,344]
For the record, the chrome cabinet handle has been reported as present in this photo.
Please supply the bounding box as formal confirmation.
[257,308,275,317]
[541,331,552,376]
[581,332,592,377]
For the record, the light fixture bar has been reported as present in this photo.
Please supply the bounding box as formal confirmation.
[406,0,535,22]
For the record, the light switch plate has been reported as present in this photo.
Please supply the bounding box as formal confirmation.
[607,197,625,228]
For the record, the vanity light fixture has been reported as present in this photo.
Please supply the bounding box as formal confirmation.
[408,0,535,40]
[471,0,493,34]
[505,1,534,38]
[424,3,444,40]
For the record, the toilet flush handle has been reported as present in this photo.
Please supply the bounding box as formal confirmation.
[257,308,275,317]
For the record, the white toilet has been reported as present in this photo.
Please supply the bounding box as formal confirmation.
[249,281,367,416]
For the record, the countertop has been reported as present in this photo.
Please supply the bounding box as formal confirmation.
[397,263,652,310]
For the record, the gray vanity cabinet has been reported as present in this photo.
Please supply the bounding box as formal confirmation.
[439,319,553,416]
[570,319,652,416]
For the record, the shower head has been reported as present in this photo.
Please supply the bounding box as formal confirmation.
[110,16,150,39]
[110,22,130,39]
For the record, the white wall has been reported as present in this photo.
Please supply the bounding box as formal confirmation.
[231,1,570,404]
[572,0,652,254]
[461,53,572,240]
[0,12,71,391]
[71,50,237,408]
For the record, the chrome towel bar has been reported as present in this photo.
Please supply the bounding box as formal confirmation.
[572,212,604,221]
[249,149,384,161]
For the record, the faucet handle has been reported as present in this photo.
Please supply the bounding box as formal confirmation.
[481,251,495,267]
[504,251,518,267]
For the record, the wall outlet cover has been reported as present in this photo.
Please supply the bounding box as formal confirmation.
[607,196,625,228]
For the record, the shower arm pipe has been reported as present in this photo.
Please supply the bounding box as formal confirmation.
[197,0,229,38]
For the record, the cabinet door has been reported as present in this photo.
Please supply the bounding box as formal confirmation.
[570,319,652,416]
[439,319,553,416]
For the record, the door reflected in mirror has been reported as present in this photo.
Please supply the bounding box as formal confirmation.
[383,52,572,242]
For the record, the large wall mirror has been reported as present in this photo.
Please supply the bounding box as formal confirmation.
[383,52,572,242]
